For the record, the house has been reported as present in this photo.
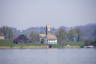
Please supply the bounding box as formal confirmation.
[46,34,57,44]
[13,34,31,44]
[0,32,5,40]
[39,24,57,44]
[39,34,57,44]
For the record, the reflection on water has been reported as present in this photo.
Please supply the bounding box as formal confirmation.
[0,48,96,64]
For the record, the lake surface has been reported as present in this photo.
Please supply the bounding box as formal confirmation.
[0,48,96,64]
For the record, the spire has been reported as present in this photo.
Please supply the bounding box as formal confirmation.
[45,24,51,35]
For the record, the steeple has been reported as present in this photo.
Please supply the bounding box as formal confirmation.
[45,24,51,35]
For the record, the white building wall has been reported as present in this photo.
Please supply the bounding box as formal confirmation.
[48,40,57,44]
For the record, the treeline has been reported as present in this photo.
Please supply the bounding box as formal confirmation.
[0,26,14,42]
[56,27,96,46]
[56,28,82,44]
[0,26,40,44]
[0,25,96,46]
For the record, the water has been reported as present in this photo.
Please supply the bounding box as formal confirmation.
[0,48,96,64]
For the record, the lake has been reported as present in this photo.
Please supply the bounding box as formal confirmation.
[0,48,96,64]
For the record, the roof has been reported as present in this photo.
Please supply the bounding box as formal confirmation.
[47,34,57,40]
[39,34,57,40]
[39,34,46,38]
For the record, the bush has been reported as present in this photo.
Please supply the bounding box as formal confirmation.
[83,40,95,46]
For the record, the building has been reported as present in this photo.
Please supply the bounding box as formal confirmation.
[39,24,57,44]
[13,34,31,44]
[39,34,57,44]
[0,32,5,40]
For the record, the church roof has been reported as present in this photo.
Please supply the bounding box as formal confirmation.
[39,34,57,40]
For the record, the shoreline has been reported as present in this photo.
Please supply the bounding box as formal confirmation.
[0,46,94,49]
[0,46,49,49]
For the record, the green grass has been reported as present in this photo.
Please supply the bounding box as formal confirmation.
[16,43,48,46]
[0,43,85,47]
[50,44,62,48]
[0,40,10,43]
[64,42,85,47]
[0,43,48,47]
[0,43,10,46]
[0,43,62,48]
[0,43,16,47]
[0,40,85,48]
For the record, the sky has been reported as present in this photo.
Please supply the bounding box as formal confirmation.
[0,0,96,30]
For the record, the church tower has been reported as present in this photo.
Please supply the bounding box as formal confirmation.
[45,24,51,35]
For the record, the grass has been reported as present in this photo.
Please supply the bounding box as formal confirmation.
[0,40,85,48]
[0,43,49,47]
[64,42,85,47]
[0,40,10,43]
[0,43,10,46]
[0,43,63,48]
[50,44,62,48]
[17,43,48,46]
[0,43,84,48]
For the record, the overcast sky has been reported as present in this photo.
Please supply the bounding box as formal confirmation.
[0,0,96,30]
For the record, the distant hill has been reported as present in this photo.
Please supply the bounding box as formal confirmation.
[73,23,96,40]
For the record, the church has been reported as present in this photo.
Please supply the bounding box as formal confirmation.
[39,24,57,44]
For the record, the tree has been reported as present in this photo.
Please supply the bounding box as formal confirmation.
[56,28,67,44]
[13,34,30,44]
[91,27,96,41]
[29,32,40,43]
[0,26,14,42]
[67,29,75,42]
[67,28,84,42]
[89,27,96,46]
[74,28,82,42]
